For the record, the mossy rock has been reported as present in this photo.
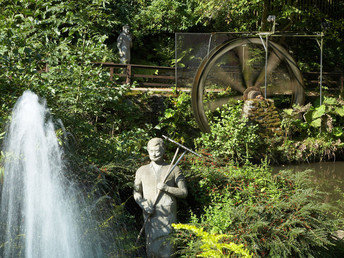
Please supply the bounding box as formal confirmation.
[243,99,283,137]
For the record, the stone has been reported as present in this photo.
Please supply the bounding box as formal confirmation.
[134,138,188,257]
[117,25,132,64]
[242,88,282,137]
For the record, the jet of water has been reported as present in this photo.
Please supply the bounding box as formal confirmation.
[0,91,85,258]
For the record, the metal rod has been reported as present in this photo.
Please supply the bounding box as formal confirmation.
[207,33,214,58]
[196,31,323,38]
[315,32,324,106]
[162,135,202,157]
[265,35,268,99]
[259,34,269,99]
[175,33,178,92]
[320,33,324,105]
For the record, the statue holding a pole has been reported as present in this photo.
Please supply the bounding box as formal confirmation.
[134,136,200,257]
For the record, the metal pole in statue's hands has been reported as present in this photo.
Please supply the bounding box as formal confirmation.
[162,135,202,157]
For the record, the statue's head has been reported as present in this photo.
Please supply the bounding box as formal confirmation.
[147,138,165,163]
[123,25,130,33]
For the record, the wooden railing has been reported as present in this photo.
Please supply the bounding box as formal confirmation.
[93,62,176,92]
[303,71,344,95]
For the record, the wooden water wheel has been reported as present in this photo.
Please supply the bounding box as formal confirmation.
[191,37,305,132]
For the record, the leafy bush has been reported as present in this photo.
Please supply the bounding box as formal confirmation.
[172,223,252,257]
[195,102,263,163]
[175,162,343,257]
[276,97,344,163]
[156,91,199,146]
[0,2,153,256]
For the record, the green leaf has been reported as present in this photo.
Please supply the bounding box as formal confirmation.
[312,105,326,119]
[333,107,344,117]
[323,97,337,105]
[284,108,294,116]
[333,127,343,137]
[310,118,321,128]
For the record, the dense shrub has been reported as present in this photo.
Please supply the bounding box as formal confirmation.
[175,162,344,257]
[172,223,252,257]
[156,91,199,147]
[195,102,264,164]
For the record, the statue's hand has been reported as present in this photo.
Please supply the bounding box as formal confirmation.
[157,182,168,192]
[142,201,154,215]
[144,205,154,215]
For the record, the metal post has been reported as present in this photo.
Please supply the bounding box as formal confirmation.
[319,33,324,105]
[175,33,178,92]
[207,33,214,57]
[265,35,269,99]
[340,73,344,96]
[316,32,324,105]
[259,34,269,99]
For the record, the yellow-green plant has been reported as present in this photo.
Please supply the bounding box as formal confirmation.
[172,223,252,257]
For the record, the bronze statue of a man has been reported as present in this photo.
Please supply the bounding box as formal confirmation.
[134,138,188,257]
[117,25,132,64]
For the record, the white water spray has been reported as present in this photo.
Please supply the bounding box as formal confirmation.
[0,91,85,257]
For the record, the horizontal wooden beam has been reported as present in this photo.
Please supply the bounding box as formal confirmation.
[142,82,175,87]
[93,62,174,70]
[132,74,175,80]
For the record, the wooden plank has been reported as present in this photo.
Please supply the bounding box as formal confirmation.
[304,71,343,75]
[131,64,175,70]
[308,80,338,84]
[142,82,175,87]
[113,73,127,77]
[92,62,174,70]
[130,87,191,92]
[132,74,175,80]
[93,62,127,68]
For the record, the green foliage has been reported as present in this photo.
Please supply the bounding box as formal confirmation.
[0,0,155,165]
[156,92,199,146]
[303,97,344,135]
[172,223,252,257]
[195,102,263,163]
[133,0,199,35]
[177,161,343,257]
[277,97,344,163]
[197,97,344,165]
[0,1,343,257]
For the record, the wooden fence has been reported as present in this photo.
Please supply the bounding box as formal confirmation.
[93,62,176,92]
[303,71,344,96]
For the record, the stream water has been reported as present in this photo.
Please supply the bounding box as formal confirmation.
[0,91,94,257]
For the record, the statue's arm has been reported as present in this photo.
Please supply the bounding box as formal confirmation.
[133,170,144,207]
[157,169,188,198]
[159,180,187,198]
[117,35,123,49]
[134,169,153,213]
